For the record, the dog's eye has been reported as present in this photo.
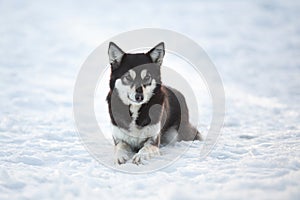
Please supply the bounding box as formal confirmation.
[143,74,151,84]
[122,74,133,83]
[125,75,132,81]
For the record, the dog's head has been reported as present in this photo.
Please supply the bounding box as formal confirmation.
[108,42,165,105]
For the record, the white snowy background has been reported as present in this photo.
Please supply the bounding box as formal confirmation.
[1,0,300,199]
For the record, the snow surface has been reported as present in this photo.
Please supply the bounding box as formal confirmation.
[1,0,300,199]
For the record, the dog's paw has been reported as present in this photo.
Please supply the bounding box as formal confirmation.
[114,142,132,165]
[115,150,130,165]
[132,145,160,165]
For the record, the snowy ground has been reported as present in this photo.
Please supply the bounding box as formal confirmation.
[1,0,300,199]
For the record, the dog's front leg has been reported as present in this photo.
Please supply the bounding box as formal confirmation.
[115,142,132,165]
[132,138,160,165]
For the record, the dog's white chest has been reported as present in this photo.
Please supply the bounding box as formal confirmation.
[112,104,160,148]
[112,124,160,148]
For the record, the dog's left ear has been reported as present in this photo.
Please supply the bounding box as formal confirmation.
[147,42,165,65]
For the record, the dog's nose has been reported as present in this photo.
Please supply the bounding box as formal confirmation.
[135,93,144,102]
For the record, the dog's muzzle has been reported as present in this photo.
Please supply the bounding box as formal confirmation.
[128,92,144,103]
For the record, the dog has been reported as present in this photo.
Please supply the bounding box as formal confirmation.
[106,42,202,165]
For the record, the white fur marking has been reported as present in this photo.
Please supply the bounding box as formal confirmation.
[112,123,160,149]
[129,70,136,79]
[141,69,147,79]
[130,104,141,120]
[132,145,160,164]
[143,79,156,103]
[115,78,156,106]
[115,142,131,164]
[115,79,133,105]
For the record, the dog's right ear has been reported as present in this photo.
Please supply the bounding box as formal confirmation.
[108,42,125,70]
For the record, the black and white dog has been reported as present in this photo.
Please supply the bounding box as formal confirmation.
[106,42,202,165]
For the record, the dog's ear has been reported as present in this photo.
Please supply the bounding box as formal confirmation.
[147,42,165,65]
[108,42,125,70]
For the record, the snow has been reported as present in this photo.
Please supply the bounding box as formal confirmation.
[1,0,300,199]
